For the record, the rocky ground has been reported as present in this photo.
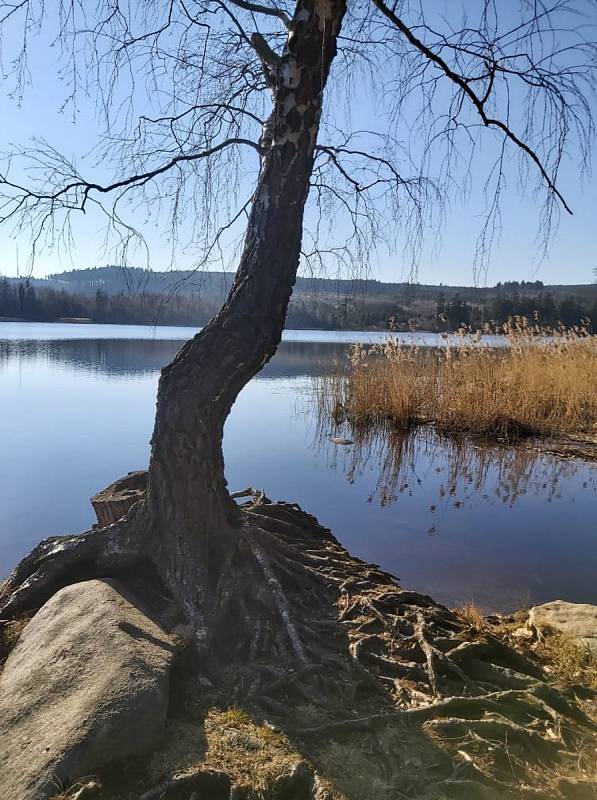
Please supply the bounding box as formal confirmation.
[0,484,595,800]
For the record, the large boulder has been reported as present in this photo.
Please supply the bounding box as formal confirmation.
[528,600,597,653]
[0,579,176,800]
[91,470,148,527]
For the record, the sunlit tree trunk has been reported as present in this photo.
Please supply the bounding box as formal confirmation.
[145,0,347,632]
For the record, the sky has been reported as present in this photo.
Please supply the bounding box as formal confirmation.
[0,0,595,287]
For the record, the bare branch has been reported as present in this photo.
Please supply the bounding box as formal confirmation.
[370,0,579,214]
[0,138,260,220]
[227,0,291,30]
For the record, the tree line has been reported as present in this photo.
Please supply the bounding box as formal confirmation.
[1,277,595,332]
[0,279,215,326]
[436,290,597,331]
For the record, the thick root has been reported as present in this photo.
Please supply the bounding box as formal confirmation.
[0,509,144,619]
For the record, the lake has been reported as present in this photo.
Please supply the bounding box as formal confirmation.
[1,322,596,611]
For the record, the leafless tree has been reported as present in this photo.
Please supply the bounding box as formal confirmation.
[0,0,595,681]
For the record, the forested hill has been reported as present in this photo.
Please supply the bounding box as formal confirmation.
[26,266,592,302]
[1,266,596,331]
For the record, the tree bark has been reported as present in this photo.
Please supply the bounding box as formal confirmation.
[144,0,347,634]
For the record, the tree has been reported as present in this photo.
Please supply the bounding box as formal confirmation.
[1,0,596,648]
[445,293,472,330]
[558,294,585,326]
[0,277,17,317]
[94,289,108,320]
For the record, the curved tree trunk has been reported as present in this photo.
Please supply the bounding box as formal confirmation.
[144,0,347,634]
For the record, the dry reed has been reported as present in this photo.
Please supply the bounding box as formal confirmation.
[320,318,597,439]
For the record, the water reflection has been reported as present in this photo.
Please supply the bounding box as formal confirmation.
[0,338,348,379]
[315,421,596,533]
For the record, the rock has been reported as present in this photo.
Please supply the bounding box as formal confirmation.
[0,579,176,800]
[91,470,148,526]
[528,601,597,653]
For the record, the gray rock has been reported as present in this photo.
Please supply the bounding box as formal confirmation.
[0,579,176,800]
[528,600,597,653]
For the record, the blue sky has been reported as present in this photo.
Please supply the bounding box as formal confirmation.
[0,1,595,286]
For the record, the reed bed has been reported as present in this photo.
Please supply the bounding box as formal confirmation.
[319,319,597,439]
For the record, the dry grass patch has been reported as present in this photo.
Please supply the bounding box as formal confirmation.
[453,600,486,635]
[201,708,304,796]
[319,320,597,439]
[535,631,597,690]
[140,708,320,800]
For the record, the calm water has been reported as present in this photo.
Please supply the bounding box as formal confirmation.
[1,323,596,611]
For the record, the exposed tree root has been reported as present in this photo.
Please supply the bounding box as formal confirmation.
[0,509,144,619]
[138,769,231,800]
[246,536,308,666]
[2,495,596,799]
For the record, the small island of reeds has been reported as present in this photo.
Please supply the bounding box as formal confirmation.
[318,318,597,441]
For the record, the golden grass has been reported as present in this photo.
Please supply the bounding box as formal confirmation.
[453,600,486,635]
[202,708,302,795]
[535,632,597,690]
[320,318,597,439]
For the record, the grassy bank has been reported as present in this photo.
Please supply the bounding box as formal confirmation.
[319,320,597,439]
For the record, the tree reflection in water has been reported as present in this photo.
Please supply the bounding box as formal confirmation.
[314,415,596,533]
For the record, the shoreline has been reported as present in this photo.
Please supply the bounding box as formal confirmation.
[0,316,438,334]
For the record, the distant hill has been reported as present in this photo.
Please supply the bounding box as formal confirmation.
[2,266,596,331]
[29,266,595,302]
